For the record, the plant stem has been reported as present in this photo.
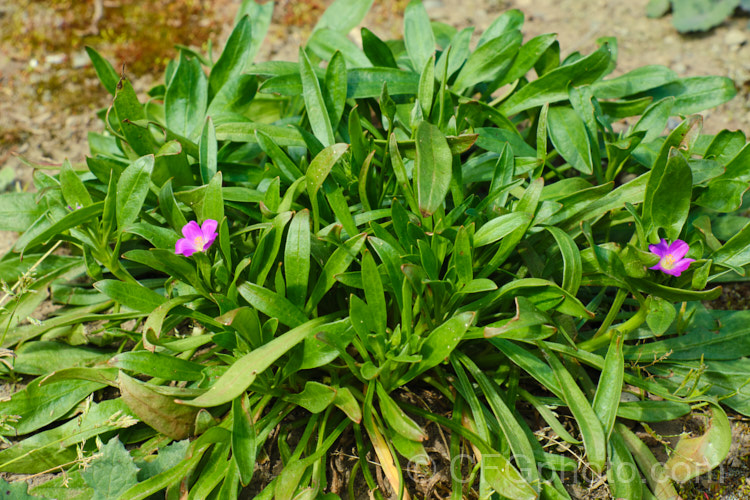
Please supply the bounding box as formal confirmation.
[593,288,627,338]
[577,298,649,352]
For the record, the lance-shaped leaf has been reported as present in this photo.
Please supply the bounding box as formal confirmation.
[415,121,452,217]
[403,0,435,71]
[119,371,198,440]
[117,155,154,231]
[165,52,207,139]
[178,316,332,407]
[643,147,692,239]
[299,47,335,147]
[306,143,349,198]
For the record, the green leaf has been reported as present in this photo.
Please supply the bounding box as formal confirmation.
[307,28,372,68]
[361,27,398,68]
[9,341,109,376]
[179,316,333,407]
[59,159,93,209]
[209,16,253,99]
[617,400,691,422]
[695,179,748,212]
[541,343,607,473]
[85,46,119,96]
[15,202,103,252]
[285,209,311,309]
[617,423,680,500]
[216,121,306,148]
[113,78,157,156]
[417,55,435,118]
[238,282,308,328]
[452,30,522,92]
[306,233,367,313]
[117,155,154,231]
[646,295,676,336]
[631,96,675,143]
[0,378,104,436]
[477,9,524,47]
[314,0,374,34]
[299,47,335,147]
[547,106,594,175]
[165,53,208,139]
[473,212,531,247]
[546,226,582,295]
[158,179,188,232]
[283,381,337,413]
[403,0,435,70]
[712,220,750,268]
[135,440,189,481]
[109,351,205,381]
[624,306,750,361]
[608,432,643,500]
[645,76,737,115]
[118,371,198,440]
[362,250,387,337]
[415,121,452,217]
[324,51,348,130]
[206,73,258,118]
[499,33,557,86]
[231,396,256,486]
[592,333,623,439]
[93,280,166,313]
[234,0,274,67]
[644,147,692,239]
[118,428,225,500]
[456,351,539,487]
[591,65,677,99]
[123,249,203,293]
[376,383,426,441]
[454,225,473,288]
[203,171,224,223]
[306,143,349,198]
[199,117,217,184]
[81,437,139,500]
[0,193,45,232]
[348,68,420,98]
[125,222,179,249]
[499,42,612,116]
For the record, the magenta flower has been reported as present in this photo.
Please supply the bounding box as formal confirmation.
[648,239,694,277]
[175,219,218,257]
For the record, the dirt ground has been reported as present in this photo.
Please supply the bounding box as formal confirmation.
[2,0,750,498]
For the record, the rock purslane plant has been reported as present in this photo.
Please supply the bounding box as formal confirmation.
[1,0,749,498]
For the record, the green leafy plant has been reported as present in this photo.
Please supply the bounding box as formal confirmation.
[0,0,749,498]
[647,0,750,32]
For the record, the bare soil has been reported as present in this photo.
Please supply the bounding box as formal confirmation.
[1,0,750,498]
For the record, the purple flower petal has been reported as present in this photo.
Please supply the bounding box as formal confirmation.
[201,219,218,238]
[670,258,694,276]
[667,239,690,260]
[648,239,670,258]
[175,238,196,257]
[182,221,203,240]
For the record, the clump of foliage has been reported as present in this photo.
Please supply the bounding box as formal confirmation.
[1,0,749,498]
[647,0,750,32]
